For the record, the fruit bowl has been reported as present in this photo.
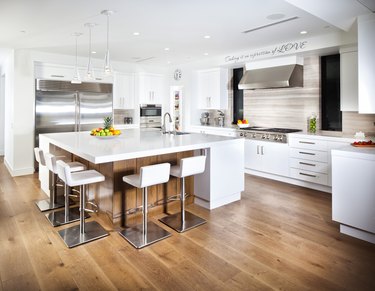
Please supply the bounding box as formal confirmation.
[94,133,121,139]
[237,124,250,129]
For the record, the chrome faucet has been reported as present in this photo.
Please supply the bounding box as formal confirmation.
[162,112,173,134]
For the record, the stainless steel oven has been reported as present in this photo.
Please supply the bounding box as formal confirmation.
[140,104,162,128]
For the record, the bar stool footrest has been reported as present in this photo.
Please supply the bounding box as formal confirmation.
[45,206,90,227]
[58,221,109,248]
[159,211,206,233]
[119,221,171,249]
[35,199,64,212]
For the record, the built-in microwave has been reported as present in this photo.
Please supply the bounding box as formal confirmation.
[140,104,162,128]
[140,104,162,117]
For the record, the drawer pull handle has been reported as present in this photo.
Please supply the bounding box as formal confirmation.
[299,151,315,156]
[51,74,64,78]
[299,172,316,178]
[299,162,316,167]
[299,141,315,145]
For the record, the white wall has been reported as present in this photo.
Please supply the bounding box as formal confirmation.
[0,74,5,155]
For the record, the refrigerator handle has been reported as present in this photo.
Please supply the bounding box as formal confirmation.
[75,92,80,132]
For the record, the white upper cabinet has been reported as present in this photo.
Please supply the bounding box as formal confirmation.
[358,14,375,114]
[34,63,113,84]
[340,47,358,112]
[113,72,135,109]
[138,73,165,104]
[197,68,228,109]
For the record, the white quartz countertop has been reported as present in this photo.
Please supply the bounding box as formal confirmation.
[40,129,242,164]
[289,131,359,142]
[332,145,375,160]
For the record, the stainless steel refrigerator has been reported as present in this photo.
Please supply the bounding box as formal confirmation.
[35,79,113,148]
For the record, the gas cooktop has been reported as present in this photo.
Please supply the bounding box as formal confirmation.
[239,126,302,134]
[237,127,302,143]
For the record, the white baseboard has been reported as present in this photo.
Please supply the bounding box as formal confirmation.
[245,168,332,193]
[4,158,35,177]
[195,192,241,210]
[340,224,375,244]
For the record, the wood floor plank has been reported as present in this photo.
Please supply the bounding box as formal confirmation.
[0,157,375,290]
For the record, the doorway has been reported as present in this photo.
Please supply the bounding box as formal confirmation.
[0,74,5,156]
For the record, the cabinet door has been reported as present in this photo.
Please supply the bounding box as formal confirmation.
[197,71,211,108]
[139,73,164,104]
[150,74,164,104]
[244,140,263,171]
[197,68,227,109]
[340,50,358,111]
[35,64,74,81]
[261,142,289,176]
[113,73,135,109]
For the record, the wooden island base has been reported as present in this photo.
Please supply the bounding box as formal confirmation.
[51,145,195,226]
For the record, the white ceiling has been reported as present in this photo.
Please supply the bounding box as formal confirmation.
[0,0,373,66]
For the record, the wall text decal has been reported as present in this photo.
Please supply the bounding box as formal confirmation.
[225,41,308,64]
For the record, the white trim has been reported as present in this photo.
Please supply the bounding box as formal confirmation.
[245,168,332,193]
[4,158,34,177]
[195,192,241,210]
[340,224,375,244]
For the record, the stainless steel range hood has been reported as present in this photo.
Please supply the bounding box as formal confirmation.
[238,56,304,90]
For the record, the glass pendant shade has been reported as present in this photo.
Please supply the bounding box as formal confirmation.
[101,10,114,76]
[71,32,82,84]
[84,23,96,81]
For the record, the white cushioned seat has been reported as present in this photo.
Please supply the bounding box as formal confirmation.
[123,163,171,188]
[44,153,86,174]
[170,155,206,178]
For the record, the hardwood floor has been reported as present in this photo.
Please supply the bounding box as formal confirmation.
[0,156,374,290]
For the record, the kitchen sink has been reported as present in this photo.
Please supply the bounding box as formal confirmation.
[162,131,190,135]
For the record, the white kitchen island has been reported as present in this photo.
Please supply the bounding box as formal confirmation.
[39,129,244,224]
[332,146,375,244]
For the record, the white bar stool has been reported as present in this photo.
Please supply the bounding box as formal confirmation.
[56,160,109,248]
[44,153,88,227]
[159,155,207,232]
[119,163,172,249]
[34,148,64,212]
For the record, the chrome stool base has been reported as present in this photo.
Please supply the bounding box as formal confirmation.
[35,199,64,212]
[45,206,90,227]
[58,221,108,248]
[119,221,171,249]
[159,211,206,233]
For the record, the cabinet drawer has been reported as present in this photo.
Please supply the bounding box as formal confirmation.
[290,148,328,162]
[289,137,327,151]
[290,168,328,185]
[289,158,329,174]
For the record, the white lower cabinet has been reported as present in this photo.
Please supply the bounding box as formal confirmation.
[189,126,236,137]
[289,135,349,186]
[245,140,289,177]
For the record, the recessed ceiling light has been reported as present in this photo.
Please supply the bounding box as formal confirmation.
[204,52,209,56]
[300,30,308,34]
[204,35,211,39]
[266,13,285,20]
[164,47,170,51]
[91,51,97,54]
[133,32,140,36]
[167,61,171,64]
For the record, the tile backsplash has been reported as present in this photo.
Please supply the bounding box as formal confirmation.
[114,109,136,125]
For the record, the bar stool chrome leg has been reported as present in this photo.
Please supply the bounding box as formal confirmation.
[119,187,171,249]
[35,173,64,212]
[159,177,206,232]
[58,184,108,248]
[45,180,88,227]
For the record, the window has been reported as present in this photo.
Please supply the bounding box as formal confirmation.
[321,54,342,131]
[232,68,244,124]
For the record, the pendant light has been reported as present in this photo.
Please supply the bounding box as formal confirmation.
[101,10,114,76]
[71,32,83,84]
[84,23,96,80]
